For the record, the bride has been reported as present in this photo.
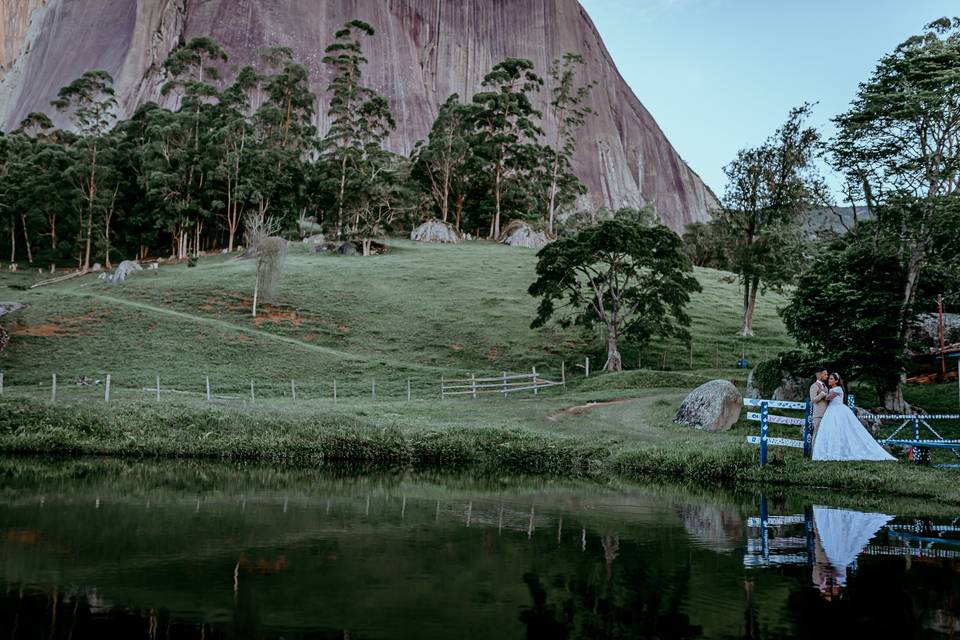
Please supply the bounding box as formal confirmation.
[812,373,896,462]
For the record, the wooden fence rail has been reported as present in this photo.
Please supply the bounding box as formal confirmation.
[441,368,564,399]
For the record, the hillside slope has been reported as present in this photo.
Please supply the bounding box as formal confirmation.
[0,241,793,395]
[0,0,717,230]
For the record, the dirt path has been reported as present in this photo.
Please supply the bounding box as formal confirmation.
[51,290,452,373]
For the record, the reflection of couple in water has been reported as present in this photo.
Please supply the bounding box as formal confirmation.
[809,506,893,599]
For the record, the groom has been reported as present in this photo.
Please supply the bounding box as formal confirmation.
[809,367,830,448]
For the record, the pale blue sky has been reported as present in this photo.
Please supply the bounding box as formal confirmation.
[579,0,957,196]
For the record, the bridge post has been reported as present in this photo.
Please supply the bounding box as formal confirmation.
[759,402,769,466]
[803,399,813,458]
[848,394,856,410]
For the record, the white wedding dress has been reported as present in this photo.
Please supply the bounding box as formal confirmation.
[813,387,896,461]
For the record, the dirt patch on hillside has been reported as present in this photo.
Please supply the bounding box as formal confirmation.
[254,309,303,328]
[9,311,99,337]
[548,398,635,420]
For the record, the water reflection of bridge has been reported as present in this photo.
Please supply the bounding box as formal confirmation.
[744,500,960,570]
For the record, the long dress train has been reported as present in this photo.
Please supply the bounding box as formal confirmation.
[812,387,896,461]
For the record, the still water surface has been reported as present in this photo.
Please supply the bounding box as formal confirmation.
[0,457,958,639]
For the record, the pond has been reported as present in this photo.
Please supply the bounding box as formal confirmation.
[0,457,958,639]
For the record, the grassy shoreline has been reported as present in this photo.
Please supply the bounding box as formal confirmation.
[4,398,959,505]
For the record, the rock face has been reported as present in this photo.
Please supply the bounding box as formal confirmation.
[0,0,717,231]
[674,380,743,432]
[411,219,461,244]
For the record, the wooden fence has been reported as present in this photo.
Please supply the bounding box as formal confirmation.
[440,368,564,398]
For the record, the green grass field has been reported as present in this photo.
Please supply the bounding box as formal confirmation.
[2,239,958,499]
[0,239,792,391]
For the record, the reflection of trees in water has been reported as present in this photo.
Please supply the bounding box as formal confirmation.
[518,538,703,639]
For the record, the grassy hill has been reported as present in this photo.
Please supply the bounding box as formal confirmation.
[5,240,959,502]
[0,239,794,395]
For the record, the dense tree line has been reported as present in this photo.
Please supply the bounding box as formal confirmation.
[0,23,593,268]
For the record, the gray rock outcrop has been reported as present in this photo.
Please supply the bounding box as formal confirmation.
[674,380,743,432]
[0,0,717,231]
[99,260,142,284]
[411,219,461,244]
[0,302,27,317]
[499,220,550,250]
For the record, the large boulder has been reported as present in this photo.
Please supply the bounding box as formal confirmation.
[98,260,142,284]
[411,219,461,244]
[674,380,743,432]
[302,233,326,244]
[499,220,550,250]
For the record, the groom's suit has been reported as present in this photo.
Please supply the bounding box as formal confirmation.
[809,380,829,447]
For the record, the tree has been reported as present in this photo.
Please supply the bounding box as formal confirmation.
[780,227,909,405]
[529,217,701,371]
[158,37,228,259]
[829,17,960,409]
[321,20,383,236]
[713,104,822,337]
[51,70,118,270]
[681,221,728,269]
[411,94,474,226]
[243,212,286,318]
[545,53,595,235]
[471,58,545,239]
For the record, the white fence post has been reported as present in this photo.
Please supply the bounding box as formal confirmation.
[407,379,411,401]
[585,357,590,378]
[51,373,57,403]
[291,380,297,402]
[205,376,211,401]
[155,376,160,402]
[561,362,566,389]
[250,380,255,404]
[104,374,111,403]
[502,371,508,396]
[532,366,538,396]
[0,371,4,395]
[333,380,337,404]
[471,373,477,399]
[372,379,376,401]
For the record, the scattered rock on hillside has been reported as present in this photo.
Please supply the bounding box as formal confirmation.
[674,379,743,432]
[99,260,142,284]
[0,302,27,317]
[499,220,550,250]
[411,219,461,244]
[302,234,326,244]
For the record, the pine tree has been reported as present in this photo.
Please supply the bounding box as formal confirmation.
[51,70,118,270]
[471,59,545,239]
